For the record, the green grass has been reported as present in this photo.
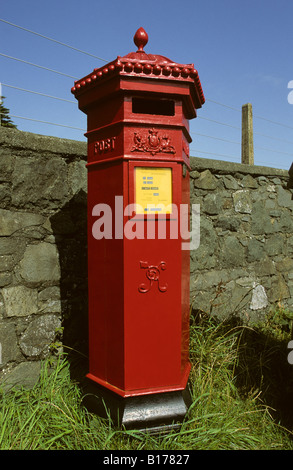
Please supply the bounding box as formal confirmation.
[1,313,293,450]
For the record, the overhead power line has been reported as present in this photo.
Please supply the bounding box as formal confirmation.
[205,98,240,112]
[254,131,293,146]
[253,113,293,131]
[0,113,86,131]
[191,132,239,145]
[1,83,76,103]
[205,98,293,132]
[0,18,108,62]
[190,148,240,161]
[3,83,292,152]
[254,145,293,157]
[0,18,292,133]
[1,18,292,164]
[0,17,292,133]
[0,52,77,79]
[198,116,240,130]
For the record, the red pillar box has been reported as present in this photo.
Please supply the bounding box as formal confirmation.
[71,28,204,431]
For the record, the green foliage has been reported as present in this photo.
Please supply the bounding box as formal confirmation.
[0,96,17,128]
[258,303,293,342]
[0,314,293,450]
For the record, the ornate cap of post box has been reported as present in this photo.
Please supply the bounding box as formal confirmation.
[71,27,204,115]
[72,28,205,432]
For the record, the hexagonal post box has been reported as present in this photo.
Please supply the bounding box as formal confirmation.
[71,27,205,431]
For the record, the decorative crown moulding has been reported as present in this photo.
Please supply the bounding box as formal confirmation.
[71,27,205,105]
[71,59,205,103]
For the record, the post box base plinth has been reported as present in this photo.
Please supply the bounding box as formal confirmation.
[82,378,192,433]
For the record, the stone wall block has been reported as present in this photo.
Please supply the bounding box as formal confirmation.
[0,209,45,236]
[2,286,38,317]
[0,362,42,391]
[277,186,293,208]
[0,183,11,209]
[241,174,258,189]
[251,201,280,235]
[190,217,218,270]
[216,215,240,232]
[0,273,12,287]
[38,286,61,314]
[247,238,265,262]
[219,236,245,268]
[267,275,290,303]
[19,314,61,359]
[265,234,284,256]
[250,284,268,310]
[203,193,222,215]
[17,243,61,286]
[222,175,239,190]
[0,237,26,258]
[11,156,69,211]
[0,322,19,366]
[193,170,218,190]
[207,280,252,319]
[0,151,14,182]
[233,190,252,214]
[68,160,87,196]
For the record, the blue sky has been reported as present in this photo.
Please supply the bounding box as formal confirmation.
[0,0,293,169]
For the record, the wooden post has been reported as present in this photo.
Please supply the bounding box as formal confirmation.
[288,163,293,189]
[241,103,254,165]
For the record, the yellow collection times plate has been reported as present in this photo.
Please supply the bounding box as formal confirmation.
[135,167,172,214]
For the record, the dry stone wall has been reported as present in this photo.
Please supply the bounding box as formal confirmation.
[189,158,293,322]
[0,127,292,389]
[0,128,87,389]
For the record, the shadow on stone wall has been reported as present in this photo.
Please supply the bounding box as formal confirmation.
[233,322,293,432]
[192,310,293,433]
[50,189,89,379]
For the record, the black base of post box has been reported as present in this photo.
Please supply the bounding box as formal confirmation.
[81,378,192,433]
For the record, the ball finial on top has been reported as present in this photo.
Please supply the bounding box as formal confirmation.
[134,27,148,52]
